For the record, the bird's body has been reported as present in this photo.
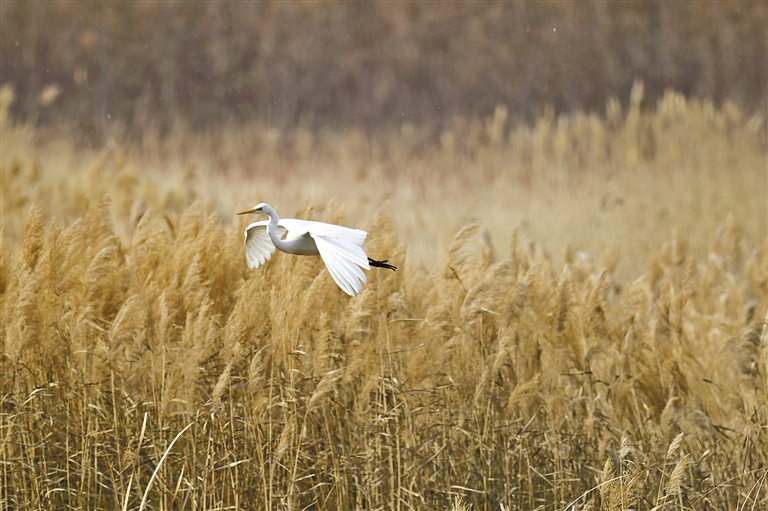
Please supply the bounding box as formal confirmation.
[237,203,395,296]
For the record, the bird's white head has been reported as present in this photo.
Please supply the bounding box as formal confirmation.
[237,202,272,216]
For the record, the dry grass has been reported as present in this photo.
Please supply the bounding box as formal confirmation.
[2,85,768,510]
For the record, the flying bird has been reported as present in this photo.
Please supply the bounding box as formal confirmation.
[237,203,396,296]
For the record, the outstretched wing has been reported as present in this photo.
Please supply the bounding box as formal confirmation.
[307,223,370,296]
[243,221,286,269]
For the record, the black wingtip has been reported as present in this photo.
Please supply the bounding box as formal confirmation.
[368,257,397,271]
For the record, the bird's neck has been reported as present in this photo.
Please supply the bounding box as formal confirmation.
[266,211,288,251]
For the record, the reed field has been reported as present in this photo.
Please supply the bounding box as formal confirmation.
[2,82,768,510]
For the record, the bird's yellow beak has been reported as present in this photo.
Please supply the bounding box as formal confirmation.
[237,207,258,215]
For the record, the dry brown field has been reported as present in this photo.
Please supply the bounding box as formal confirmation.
[2,84,768,510]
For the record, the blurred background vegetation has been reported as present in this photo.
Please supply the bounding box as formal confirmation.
[2,1,766,141]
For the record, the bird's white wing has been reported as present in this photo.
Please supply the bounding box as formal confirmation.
[307,223,370,296]
[243,220,286,269]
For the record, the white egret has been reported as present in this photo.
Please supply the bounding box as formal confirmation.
[237,203,396,296]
